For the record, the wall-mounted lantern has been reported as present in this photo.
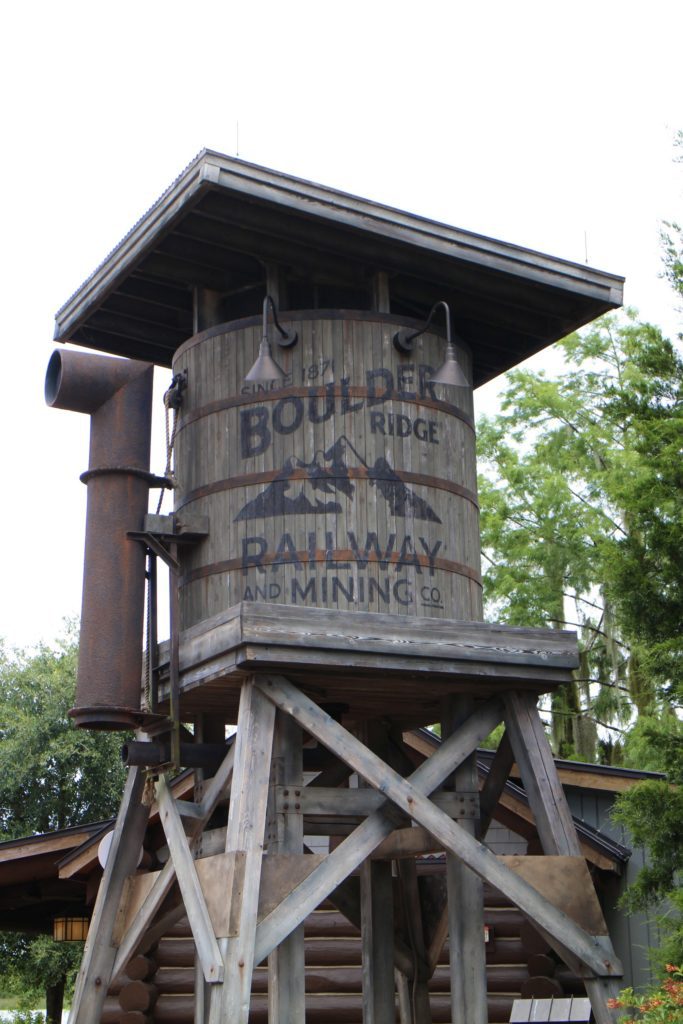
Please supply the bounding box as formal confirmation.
[393,300,470,387]
[244,295,298,383]
[53,916,90,942]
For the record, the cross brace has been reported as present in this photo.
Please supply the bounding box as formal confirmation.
[68,674,623,1024]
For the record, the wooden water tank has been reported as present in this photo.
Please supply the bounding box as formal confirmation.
[173,311,481,629]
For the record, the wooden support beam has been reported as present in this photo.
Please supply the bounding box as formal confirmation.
[361,859,395,1024]
[69,768,150,1024]
[503,693,622,1022]
[397,858,432,1022]
[268,712,305,1023]
[306,754,353,789]
[209,680,276,1024]
[288,786,478,818]
[156,776,223,983]
[503,692,580,856]
[253,687,505,964]
[443,695,488,1024]
[359,723,397,1024]
[194,955,208,1024]
[477,729,514,840]
[111,743,235,985]
[372,270,391,313]
[256,676,621,978]
[423,877,449,976]
[395,968,412,1024]
[192,712,223,1024]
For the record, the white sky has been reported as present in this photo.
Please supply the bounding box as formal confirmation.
[1,0,681,649]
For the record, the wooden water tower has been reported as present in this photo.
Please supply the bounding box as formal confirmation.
[49,152,626,1023]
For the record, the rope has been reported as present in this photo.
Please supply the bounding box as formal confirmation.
[145,372,186,709]
[144,551,153,712]
[156,385,180,515]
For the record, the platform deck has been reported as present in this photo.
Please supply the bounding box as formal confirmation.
[154,603,578,726]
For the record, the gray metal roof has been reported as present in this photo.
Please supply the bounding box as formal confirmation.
[54,150,624,387]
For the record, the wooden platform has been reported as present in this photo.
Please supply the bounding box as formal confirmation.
[155,603,579,725]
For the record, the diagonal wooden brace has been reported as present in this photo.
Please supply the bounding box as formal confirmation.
[256,676,622,979]
[68,767,150,1024]
[209,680,276,1024]
[156,775,224,983]
[253,683,505,964]
[110,742,235,984]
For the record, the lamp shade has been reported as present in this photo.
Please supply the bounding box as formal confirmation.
[244,338,285,383]
[429,340,470,387]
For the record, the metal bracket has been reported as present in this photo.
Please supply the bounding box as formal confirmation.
[127,520,209,769]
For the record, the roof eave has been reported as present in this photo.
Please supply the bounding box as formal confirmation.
[53,151,624,349]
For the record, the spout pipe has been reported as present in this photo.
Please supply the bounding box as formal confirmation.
[46,350,155,730]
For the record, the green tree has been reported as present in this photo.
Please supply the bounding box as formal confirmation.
[478,311,683,758]
[477,206,683,975]
[0,626,127,1021]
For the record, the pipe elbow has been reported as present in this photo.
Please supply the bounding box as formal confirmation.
[45,349,152,415]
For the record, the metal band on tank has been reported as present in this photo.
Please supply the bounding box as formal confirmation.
[174,385,476,434]
[179,551,483,588]
[175,468,479,514]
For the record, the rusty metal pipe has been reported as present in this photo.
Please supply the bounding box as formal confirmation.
[121,741,232,770]
[46,349,154,729]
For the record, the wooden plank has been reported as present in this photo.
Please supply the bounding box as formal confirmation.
[361,859,395,1024]
[268,713,305,1024]
[503,692,581,856]
[195,852,246,935]
[372,826,443,860]
[287,786,478,818]
[499,857,606,935]
[69,768,150,1024]
[359,723,398,1024]
[442,695,487,1024]
[209,680,276,1024]
[397,858,432,1022]
[114,873,157,945]
[112,860,177,983]
[156,776,223,983]
[306,755,353,789]
[582,980,622,1023]
[111,743,235,985]
[178,601,579,673]
[395,968,411,1024]
[170,640,574,705]
[242,604,577,662]
[194,955,208,1024]
[424,877,449,977]
[503,694,622,1022]
[253,690,505,964]
[256,676,621,978]
[478,729,514,840]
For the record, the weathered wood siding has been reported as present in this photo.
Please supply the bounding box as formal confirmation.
[564,785,658,990]
[172,311,481,629]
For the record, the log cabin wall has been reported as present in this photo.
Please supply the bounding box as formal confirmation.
[104,881,590,1024]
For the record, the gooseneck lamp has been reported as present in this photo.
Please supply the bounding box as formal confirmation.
[244,295,298,383]
[393,300,469,387]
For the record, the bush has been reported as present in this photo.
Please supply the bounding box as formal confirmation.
[608,963,683,1022]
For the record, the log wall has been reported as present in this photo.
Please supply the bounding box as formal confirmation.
[105,882,585,1023]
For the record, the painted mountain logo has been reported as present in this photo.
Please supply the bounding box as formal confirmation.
[234,435,441,523]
